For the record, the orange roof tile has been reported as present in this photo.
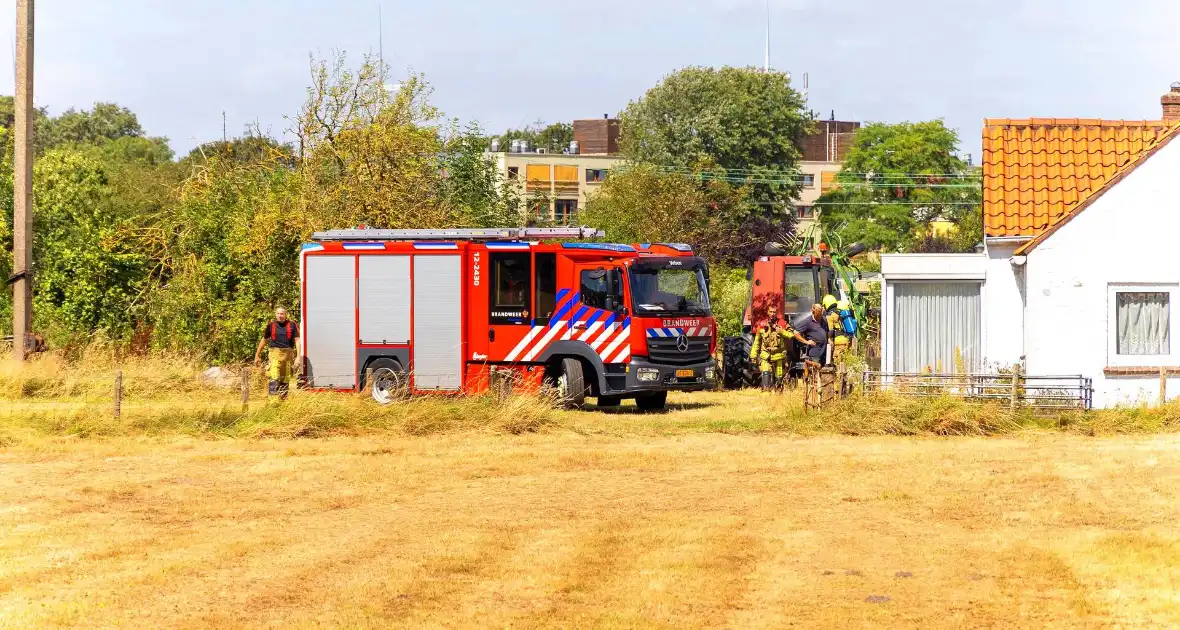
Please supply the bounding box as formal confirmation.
[982,118,1179,238]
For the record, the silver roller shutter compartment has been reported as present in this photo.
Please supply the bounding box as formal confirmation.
[305,255,357,388]
[359,255,410,344]
[413,255,463,391]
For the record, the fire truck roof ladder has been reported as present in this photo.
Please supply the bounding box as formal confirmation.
[312,226,605,242]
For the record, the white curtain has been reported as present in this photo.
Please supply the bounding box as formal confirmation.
[893,282,981,373]
[1117,292,1170,355]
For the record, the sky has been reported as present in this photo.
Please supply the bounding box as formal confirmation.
[3,0,1179,161]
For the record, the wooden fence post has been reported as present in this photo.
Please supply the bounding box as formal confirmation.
[241,368,250,413]
[1161,367,1168,406]
[113,370,123,419]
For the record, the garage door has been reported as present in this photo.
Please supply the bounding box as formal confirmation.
[893,282,981,373]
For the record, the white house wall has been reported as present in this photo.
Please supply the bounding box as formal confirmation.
[1024,136,1180,407]
[982,242,1025,370]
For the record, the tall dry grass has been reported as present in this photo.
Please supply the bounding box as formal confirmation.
[3,350,1180,444]
[0,347,217,400]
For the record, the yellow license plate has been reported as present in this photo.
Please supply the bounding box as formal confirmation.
[676,369,695,378]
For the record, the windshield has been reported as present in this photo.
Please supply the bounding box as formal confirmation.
[630,266,711,315]
[783,267,816,316]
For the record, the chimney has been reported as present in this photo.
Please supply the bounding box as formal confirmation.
[1163,82,1180,122]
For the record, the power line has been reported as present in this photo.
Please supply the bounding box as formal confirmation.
[646,168,980,179]
[624,171,981,188]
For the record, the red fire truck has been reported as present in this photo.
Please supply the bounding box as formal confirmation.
[300,227,717,411]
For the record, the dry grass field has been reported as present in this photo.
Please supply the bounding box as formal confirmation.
[4,423,1180,628]
[4,354,1180,628]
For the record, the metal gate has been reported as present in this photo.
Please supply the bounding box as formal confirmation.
[863,372,1094,411]
[412,255,463,390]
[305,255,357,388]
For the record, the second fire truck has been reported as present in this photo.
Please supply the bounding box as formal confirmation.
[300,227,717,411]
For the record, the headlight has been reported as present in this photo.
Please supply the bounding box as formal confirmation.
[637,368,660,382]
[705,367,716,381]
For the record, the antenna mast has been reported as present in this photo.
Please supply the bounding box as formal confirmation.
[764,0,770,72]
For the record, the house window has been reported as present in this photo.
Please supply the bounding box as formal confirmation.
[801,174,815,187]
[586,168,609,183]
[554,199,577,223]
[1108,285,1178,366]
[796,206,815,219]
[507,166,519,179]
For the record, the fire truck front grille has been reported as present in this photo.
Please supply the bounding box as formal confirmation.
[645,337,712,366]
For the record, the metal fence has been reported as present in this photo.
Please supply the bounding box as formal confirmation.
[862,371,1094,411]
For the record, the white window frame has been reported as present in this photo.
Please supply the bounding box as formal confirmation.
[1107,283,1179,367]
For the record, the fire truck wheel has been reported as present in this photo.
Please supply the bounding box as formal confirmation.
[555,357,587,409]
[368,359,408,405]
[635,391,668,412]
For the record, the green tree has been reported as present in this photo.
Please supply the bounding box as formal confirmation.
[31,150,149,340]
[816,120,980,252]
[183,134,293,166]
[494,121,573,153]
[440,122,525,227]
[43,102,145,147]
[618,66,812,209]
[581,164,790,266]
[143,157,301,360]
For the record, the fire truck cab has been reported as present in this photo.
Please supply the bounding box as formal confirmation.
[300,227,717,411]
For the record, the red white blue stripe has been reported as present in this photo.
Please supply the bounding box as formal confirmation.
[502,289,633,364]
[647,326,712,338]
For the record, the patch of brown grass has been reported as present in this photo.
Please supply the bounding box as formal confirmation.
[4,434,1180,627]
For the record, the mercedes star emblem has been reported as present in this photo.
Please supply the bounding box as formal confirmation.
[676,335,690,353]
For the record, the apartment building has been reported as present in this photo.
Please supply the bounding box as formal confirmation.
[489,118,623,223]
[796,119,860,242]
[489,115,861,232]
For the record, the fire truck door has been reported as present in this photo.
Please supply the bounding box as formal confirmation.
[486,251,534,361]
[572,262,629,363]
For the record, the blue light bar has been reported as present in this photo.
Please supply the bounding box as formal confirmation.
[561,242,637,253]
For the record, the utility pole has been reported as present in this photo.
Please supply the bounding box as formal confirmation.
[11,0,33,362]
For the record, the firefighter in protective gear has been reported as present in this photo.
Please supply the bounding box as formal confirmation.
[254,307,300,400]
[822,295,851,366]
[749,306,794,390]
